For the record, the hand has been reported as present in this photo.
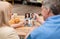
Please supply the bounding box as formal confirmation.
[34,13,40,19]
[34,13,44,24]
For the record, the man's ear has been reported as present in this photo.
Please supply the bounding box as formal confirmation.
[47,8,54,16]
[44,8,51,17]
[46,8,50,15]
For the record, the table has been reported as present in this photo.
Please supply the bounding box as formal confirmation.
[15,27,37,39]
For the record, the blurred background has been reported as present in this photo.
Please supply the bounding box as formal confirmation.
[1,0,42,15]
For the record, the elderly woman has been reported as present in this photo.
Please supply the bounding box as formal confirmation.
[0,1,19,39]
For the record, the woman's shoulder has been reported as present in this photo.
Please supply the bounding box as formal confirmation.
[0,26,17,36]
[0,26,19,39]
[0,26,16,33]
[0,26,13,29]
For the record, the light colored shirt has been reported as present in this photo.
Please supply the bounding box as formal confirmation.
[0,26,19,39]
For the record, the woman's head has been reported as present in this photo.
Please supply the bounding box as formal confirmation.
[25,13,30,18]
[0,1,13,26]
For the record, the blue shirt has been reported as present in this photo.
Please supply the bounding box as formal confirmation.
[27,15,60,39]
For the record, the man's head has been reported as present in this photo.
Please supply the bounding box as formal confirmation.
[41,0,60,20]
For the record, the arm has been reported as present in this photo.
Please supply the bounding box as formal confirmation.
[7,27,20,39]
[36,17,44,24]
[7,31,19,39]
[10,22,24,28]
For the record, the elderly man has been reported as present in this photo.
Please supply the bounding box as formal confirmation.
[27,0,60,39]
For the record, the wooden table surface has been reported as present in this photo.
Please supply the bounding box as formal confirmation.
[15,27,36,36]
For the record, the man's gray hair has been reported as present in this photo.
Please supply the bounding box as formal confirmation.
[42,0,60,15]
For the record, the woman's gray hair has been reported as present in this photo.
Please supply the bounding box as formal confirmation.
[42,0,60,15]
